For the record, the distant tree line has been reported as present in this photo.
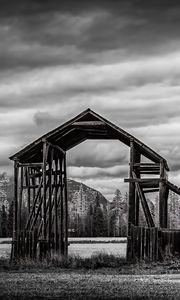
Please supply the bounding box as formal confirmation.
[69,189,128,237]
[0,202,13,237]
[1,172,180,238]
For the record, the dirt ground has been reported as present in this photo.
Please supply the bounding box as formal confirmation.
[0,269,180,299]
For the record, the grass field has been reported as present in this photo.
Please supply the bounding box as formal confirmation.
[0,237,127,259]
[1,237,180,299]
[0,269,180,299]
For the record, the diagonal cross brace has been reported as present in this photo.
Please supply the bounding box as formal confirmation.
[132,172,155,227]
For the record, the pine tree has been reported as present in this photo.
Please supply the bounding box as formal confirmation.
[93,193,106,236]
[1,205,8,237]
[8,201,13,237]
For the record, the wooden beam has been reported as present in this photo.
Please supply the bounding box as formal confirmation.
[63,153,68,258]
[140,171,160,175]
[140,181,160,188]
[143,188,159,193]
[46,141,65,155]
[18,166,24,231]
[18,162,43,167]
[25,167,31,214]
[42,141,49,241]
[72,121,105,126]
[159,160,168,228]
[54,158,58,251]
[166,180,180,196]
[12,160,19,259]
[128,140,141,227]
[133,163,160,167]
[48,148,53,249]
[132,172,155,228]
[134,152,141,227]
[125,178,162,183]
[59,157,64,255]
[128,140,136,226]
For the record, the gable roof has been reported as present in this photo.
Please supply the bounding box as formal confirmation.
[9,108,169,170]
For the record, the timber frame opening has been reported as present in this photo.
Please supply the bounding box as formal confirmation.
[9,108,180,261]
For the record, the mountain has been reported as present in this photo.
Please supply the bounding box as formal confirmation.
[67,179,109,216]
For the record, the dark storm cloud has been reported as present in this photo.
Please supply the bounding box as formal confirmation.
[1,0,180,70]
[1,0,180,197]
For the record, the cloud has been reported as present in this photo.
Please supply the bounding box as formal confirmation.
[67,141,129,168]
[68,165,128,180]
[1,0,180,199]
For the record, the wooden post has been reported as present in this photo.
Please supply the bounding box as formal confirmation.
[134,153,141,226]
[159,160,169,228]
[127,141,141,261]
[59,156,64,255]
[26,167,31,214]
[128,140,136,226]
[128,140,141,226]
[63,152,68,258]
[12,160,19,259]
[42,141,48,247]
[54,156,58,251]
[18,166,23,232]
[48,147,53,250]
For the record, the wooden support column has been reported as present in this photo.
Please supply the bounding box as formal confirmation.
[63,152,68,258]
[42,141,48,242]
[59,156,64,255]
[26,167,31,214]
[159,160,169,228]
[127,140,140,261]
[128,140,141,226]
[134,153,141,226]
[18,166,24,231]
[54,156,58,251]
[48,147,53,250]
[12,160,19,260]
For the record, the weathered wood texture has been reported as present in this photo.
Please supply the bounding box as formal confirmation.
[10,109,180,262]
[11,142,68,260]
[128,224,158,262]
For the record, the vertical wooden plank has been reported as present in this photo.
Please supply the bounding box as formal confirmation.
[159,160,169,228]
[63,152,68,258]
[12,160,19,260]
[54,155,58,251]
[151,228,155,261]
[18,167,24,232]
[127,141,140,261]
[146,228,149,261]
[135,191,139,226]
[42,141,48,242]
[134,152,141,227]
[141,227,145,260]
[130,224,134,261]
[154,228,158,261]
[128,140,136,226]
[22,231,24,257]
[48,147,53,251]
[59,156,64,255]
[144,227,147,260]
[26,167,31,214]
[26,231,29,257]
[31,168,36,220]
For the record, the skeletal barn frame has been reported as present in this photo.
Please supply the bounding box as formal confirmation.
[9,109,180,261]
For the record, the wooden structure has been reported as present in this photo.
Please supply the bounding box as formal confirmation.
[9,108,180,261]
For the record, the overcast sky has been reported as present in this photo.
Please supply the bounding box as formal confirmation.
[1,0,180,200]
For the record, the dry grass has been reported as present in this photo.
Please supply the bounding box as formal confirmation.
[0,269,180,299]
[3,252,126,270]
